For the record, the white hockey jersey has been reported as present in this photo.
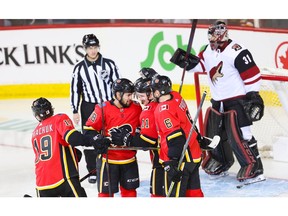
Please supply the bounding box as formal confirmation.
[190,40,261,101]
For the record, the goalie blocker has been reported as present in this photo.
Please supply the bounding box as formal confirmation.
[202,107,264,181]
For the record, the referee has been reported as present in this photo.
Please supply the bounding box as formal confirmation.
[70,34,121,184]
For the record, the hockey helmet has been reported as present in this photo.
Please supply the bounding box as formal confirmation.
[112,78,135,98]
[151,75,172,96]
[139,67,159,80]
[208,20,229,49]
[31,97,54,122]
[82,34,100,48]
[134,77,152,96]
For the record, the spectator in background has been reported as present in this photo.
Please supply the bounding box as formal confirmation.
[70,34,121,184]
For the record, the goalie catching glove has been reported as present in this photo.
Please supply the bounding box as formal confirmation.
[90,134,112,154]
[244,91,264,122]
[170,48,200,71]
[110,128,132,146]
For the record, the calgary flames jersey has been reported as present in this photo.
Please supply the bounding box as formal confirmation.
[31,114,79,189]
[154,93,202,163]
[86,100,142,163]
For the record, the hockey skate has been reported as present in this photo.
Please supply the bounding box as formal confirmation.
[237,136,264,181]
[208,170,229,180]
[236,174,266,188]
[236,158,264,182]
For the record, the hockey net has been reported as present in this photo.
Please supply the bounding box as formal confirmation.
[194,68,288,159]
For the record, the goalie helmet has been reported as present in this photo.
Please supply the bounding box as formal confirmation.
[208,20,229,50]
[151,75,172,96]
[31,97,54,122]
[82,34,100,48]
[139,67,159,79]
[112,78,134,98]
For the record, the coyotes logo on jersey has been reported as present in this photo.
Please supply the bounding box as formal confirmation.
[210,61,224,85]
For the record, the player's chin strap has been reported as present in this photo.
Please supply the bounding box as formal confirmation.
[166,91,207,197]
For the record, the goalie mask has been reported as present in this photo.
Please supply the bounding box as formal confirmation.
[31,97,54,122]
[208,20,229,50]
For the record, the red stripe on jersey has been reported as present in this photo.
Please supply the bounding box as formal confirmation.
[245,76,261,85]
[240,65,260,81]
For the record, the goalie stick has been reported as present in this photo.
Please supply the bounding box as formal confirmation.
[178,19,198,94]
[166,91,207,197]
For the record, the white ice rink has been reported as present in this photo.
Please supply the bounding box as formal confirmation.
[1,98,288,214]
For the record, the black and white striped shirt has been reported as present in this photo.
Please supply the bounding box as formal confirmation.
[70,53,121,113]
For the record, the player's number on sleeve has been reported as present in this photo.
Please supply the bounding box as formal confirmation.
[243,54,252,65]
[33,136,52,162]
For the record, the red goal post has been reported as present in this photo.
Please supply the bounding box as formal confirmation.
[194,69,288,158]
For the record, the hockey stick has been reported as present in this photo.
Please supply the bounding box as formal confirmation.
[98,89,112,197]
[179,19,198,94]
[166,91,207,197]
[108,147,159,151]
[80,168,97,182]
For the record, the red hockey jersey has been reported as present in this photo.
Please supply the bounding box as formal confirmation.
[154,93,202,163]
[31,114,79,189]
[86,100,142,164]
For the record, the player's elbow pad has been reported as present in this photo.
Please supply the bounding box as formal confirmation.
[167,129,186,160]
[65,129,91,147]
[131,133,157,147]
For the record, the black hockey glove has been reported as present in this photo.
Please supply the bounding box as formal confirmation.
[90,134,111,154]
[163,160,183,183]
[244,91,264,122]
[110,128,133,146]
[170,48,200,71]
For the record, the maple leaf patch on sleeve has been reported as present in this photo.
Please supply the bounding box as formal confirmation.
[160,104,169,111]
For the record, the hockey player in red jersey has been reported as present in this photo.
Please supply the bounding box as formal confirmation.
[31,97,109,197]
[151,75,204,197]
[181,20,265,183]
[84,78,142,197]
[110,77,164,197]
[139,67,219,151]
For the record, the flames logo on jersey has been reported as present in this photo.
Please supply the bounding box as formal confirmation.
[209,61,223,85]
